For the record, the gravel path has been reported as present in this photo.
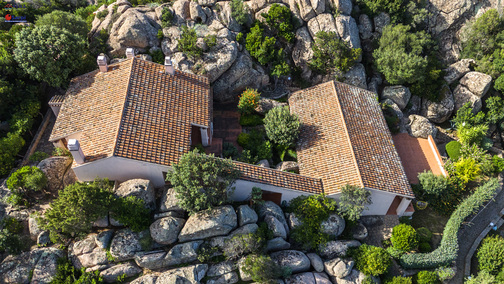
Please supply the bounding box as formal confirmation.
[449,186,504,284]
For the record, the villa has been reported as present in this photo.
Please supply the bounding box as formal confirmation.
[48,53,446,216]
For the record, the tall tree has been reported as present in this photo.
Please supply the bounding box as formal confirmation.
[14,25,86,87]
[36,10,88,39]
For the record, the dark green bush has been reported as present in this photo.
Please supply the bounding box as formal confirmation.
[356,0,407,22]
[288,194,337,250]
[445,141,462,161]
[230,0,249,25]
[492,155,504,173]
[149,49,165,64]
[237,132,250,148]
[204,34,217,48]
[417,171,450,196]
[109,196,151,232]
[400,178,500,269]
[96,10,108,20]
[245,23,277,65]
[222,142,239,159]
[29,151,50,163]
[161,7,173,28]
[416,270,439,284]
[261,3,294,42]
[477,234,504,274]
[223,233,264,259]
[419,242,432,253]
[0,216,27,255]
[264,106,300,148]
[416,227,433,243]
[384,277,413,284]
[354,244,392,276]
[242,254,291,283]
[386,246,404,259]
[75,5,98,29]
[178,25,202,59]
[6,166,47,206]
[239,114,263,126]
[391,224,418,252]
[310,31,361,74]
[0,133,25,176]
[337,184,372,222]
[51,257,104,284]
[256,141,273,160]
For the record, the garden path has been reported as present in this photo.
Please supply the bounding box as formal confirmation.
[449,184,504,283]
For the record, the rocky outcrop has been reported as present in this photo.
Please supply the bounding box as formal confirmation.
[459,71,492,97]
[307,253,324,272]
[100,262,142,283]
[334,15,361,50]
[213,52,269,102]
[324,258,354,278]
[265,215,288,239]
[266,237,291,252]
[69,234,109,269]
[255,98,288,115]
[135,241,203,270]
[108,8,161,56]
[0,247,64,284]
[292,27,314,81]
[276,161,299,172]
[285,272,316,283]
[159,187,183,212]
[351,223,368,241]
[294,0,317,21]
[331,0,352,15]
[320,213,345,237]
[307,13,338,39]
[421,86,455,123]
[129,274,157,284]
[178,205,237,242]
[428,0,477,35]
[407,115,438,139]
[319,240,361,259]
[110,229,146,262]
[381,85,411,110]
[150,217,185,245]
[373,12,390,34]
[258,201,289,233]
[37,157,72,192]
[342,63,367,89]
[331,269,366,284]
[214,1,245,32]
[156,264,208,283]
[115,179,155,211]
[237,205,258,227]
[271,250,311,273]
[443,58,475,84]
[358,14,373,40]
[453,85,482,112]
[29,217,43,241]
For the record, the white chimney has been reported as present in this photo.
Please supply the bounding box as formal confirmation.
[164,56,175,75]
[126,48,136,59]
[67,139,85,164]
[97,55,108,72]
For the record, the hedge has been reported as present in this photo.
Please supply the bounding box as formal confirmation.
[445,141,462,161]
[400,178,500,269]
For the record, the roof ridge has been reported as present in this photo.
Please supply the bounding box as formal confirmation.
[232,160,323,181]
[330,80,364,189]
[112,57,137,157]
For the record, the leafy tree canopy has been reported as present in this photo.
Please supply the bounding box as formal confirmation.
[166,150,241,214]
[14,25,87,87]
[337,184,372,222]
[310,31,361,75]
[263,106,300,148]
[373,24,435,85]
[36,10,88,39]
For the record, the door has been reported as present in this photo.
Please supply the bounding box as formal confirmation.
[261,190,282,205]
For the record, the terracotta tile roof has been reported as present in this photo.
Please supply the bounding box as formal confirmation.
[114,58,211,166]
[233,161,323,194]
[48,95,66,106]
[49,57,211,165]
[289,81,414,197]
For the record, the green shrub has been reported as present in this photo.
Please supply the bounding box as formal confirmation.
[236,32,244,43]
[417,171,450,197]
[250,187,264,206]
[416,271,439,284]
[51,257,104,284]
[288,194,337,250]
[454,157,482,184]
[477,234,504,274]
[204,34,217,48]
[7,166,47,192]
[0,216,26,255]
[400,178,500,269]
[149,49,165,64]
[356,0,406,22]
[29,151,50,163]
[416,227,433,243]
[465,270,496,284]
[419,242,432,253]
[230,0,249,25]
[237,132,250,148]
[0,133,25,176]
[337,184,372,222]
[75,5,98,29]
[354,244,392,276]
[310,31,361,74]
[453,102,486,130]
[261,3,295,42]
[245,23,277,65]
[109,195,151,232]
[391,224,418,252]
[242,254,291,283]
[237,149,256,164]
[458,124,488,146]
[264,106,300,148]
[238,88,260,115]
[496,268,504,283]
[386,246,404,259]
[435,267,455,281]
[96,10,108,20]
[166,150,240,214]
[161,7,173,28]
[373,24,435,85]
[222,142,239,159]
[178,25,202,59]
[492,155,504,173]
[459,144,495,176]
[239,114,263,126]
[256,141,273,160]
[223,233,264,259]
[445,141,462,161]
[385,277,413,284]
[157,29,164,40]
[52,147,71,157]
[197,243,220,262]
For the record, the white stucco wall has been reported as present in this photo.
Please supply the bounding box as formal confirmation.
[72,156,171,187]
[230,179,314,204]
[329,188,400,216]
